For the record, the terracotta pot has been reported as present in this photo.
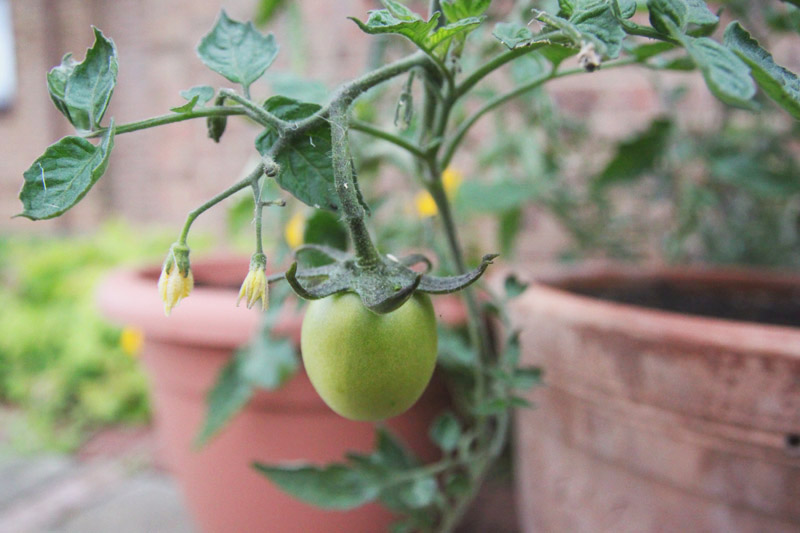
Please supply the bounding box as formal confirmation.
[511,265,800,533]
[98,256,451,533]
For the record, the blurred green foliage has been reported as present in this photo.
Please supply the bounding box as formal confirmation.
[0,222,197,451]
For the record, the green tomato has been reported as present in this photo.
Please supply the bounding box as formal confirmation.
[300,292,438,421]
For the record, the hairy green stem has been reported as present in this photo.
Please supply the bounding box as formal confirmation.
[84,107,247,138]
[329,102,381,269]
[178,162,265,244]
[455,39,555,100]
[350,120,427,159]
[218,89,291,130]
[252,179,265,255]
[439,412,509,533]
[290,52,433,137]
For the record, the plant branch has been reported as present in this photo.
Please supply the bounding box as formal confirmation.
[178,162,265,244]
[218,88,291,130]
[84,107,247,138]
[442,58,638,167]
[329,101,381,269]
[454,36,561,100]
[350,120,427,159]
[251,178,265,255]
[290,52,434,136]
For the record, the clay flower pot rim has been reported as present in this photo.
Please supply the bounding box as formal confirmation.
[522,263,800,360]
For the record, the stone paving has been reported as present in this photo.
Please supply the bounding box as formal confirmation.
[0,424,196,533]
[0,415,516,533]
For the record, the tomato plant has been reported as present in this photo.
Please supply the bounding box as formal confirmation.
[16,0,800,530]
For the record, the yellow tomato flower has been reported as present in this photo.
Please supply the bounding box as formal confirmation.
[120,327,144,358]
[442,167,464,194]
[238,253,269,310]
[415,192,439,218]
[285,211,305,249]
[415,167,464,218]
[157,243,193,316]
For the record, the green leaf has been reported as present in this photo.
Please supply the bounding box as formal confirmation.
[254,0,287,26]
[440,0,491,22]
[47,53,77,122]
[682,36,756,108]
[558,0,576,17]
[172,85,215,113]
[397,476,438,509]
[254,463,380,509]
[615,0,638,18]
[170,95,200,114]
[504,275,529,299]
[18,122,115,220]
[492,22,537,49]
[504,331,522,367]
[197,10,279,92]
[239,334,297,390]
[565,0,627,58]
[723,21,800,120]
[444,472,471,497]
[350,4,440,51]
[647,0,687,36]
[628,42,675,62]
[47,28,118,131]
[195,311,298,446]
[647,0,718,36]
[782,0,800,7]
[373,428,419,470]
[456,180,538,212]
[709,154,800,197]
[474,396,531,415]
[267,72,328,105]
[298,210,349,266]
[499,208,523,257]
[429,412,462,452]
[511,366,543,389]
[193,354,254,446]
[437,327,478,372]
[683,0,718,36]
[424,17,484,53]
[593,117,672,189]
[255,96,339,211]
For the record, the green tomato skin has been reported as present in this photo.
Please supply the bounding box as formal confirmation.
[300,292,438,421]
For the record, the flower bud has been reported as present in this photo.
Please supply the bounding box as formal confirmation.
[237,253,269,310]
[158,243,193,316]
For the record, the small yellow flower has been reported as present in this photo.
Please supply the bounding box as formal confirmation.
[120,327,144,358]
[442,167,464,194]
[285,211,305,249]
[415,167,464,218]
[415,192,438,218]
[238,253,269,310]
[157,243,193,316]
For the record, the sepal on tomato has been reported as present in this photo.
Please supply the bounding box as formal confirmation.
[281,245,497,314]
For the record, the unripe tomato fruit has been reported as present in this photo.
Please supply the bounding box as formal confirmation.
[300,292,438,421]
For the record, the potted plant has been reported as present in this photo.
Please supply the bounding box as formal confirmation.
[15,0,800,531]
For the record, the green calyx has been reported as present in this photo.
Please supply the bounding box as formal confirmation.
[167,242,192,277]
[250,252,267,270]
[282,244,497,314]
